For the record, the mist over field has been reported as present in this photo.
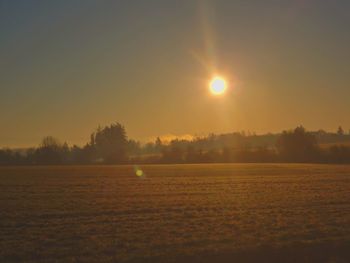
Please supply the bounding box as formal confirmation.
[2,124,350,166]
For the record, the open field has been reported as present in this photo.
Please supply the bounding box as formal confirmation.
[1,164,350,262]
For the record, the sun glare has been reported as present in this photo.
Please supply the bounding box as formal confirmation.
[209,76,227,95]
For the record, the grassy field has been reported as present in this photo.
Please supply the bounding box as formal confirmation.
[1,164,350,262]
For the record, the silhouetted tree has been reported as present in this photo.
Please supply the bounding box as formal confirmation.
[185,145,197,163]
[161,144,184,163]
[328,145,350,164]
[155,137,163,153]
[3,123,350,166]
[0,149,16,165]
[90,123,128,164]
[222,147,232,162]
[337,126,344,136]
[128,139,142,156]
[34,136,68,165]
[276,126,319,162]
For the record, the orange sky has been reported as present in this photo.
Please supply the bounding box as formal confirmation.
[1,1,349,147]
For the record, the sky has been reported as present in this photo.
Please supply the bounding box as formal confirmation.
[1,0,350,147]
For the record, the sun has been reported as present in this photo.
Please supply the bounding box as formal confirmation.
[209,76,227,95]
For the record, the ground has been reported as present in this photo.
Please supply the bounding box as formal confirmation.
[0,164,349,262]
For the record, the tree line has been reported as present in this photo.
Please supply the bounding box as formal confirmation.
[1,123,350,165]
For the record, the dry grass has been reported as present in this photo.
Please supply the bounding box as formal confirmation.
[0,164,350,262]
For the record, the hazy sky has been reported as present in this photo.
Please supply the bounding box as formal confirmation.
[1,0,350,147]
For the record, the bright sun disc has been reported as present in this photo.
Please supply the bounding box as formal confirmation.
[210,76,227,95]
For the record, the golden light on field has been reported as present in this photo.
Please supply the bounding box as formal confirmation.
[209,76,227,95]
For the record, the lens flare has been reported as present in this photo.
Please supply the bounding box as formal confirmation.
[134,165,145,177]
[136,169,143,177]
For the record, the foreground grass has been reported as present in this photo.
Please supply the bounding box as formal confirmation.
[0,164,349,262]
